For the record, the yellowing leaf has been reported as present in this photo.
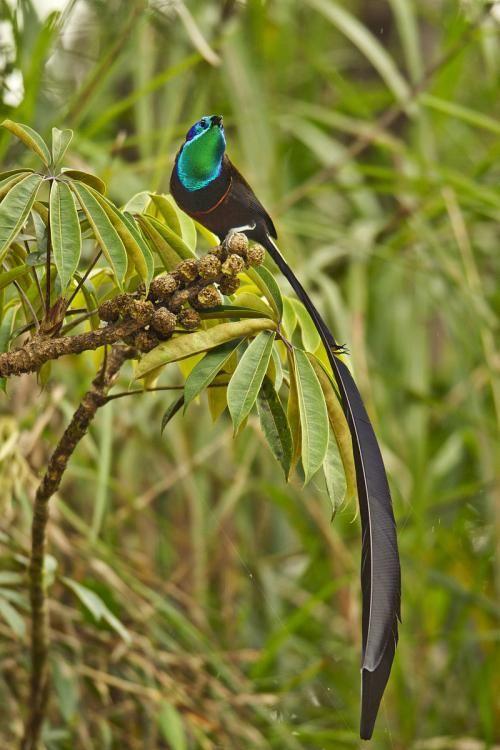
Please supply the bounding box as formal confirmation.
[136,318,276,379]
[2,120,51,166]
[233,292,274,317]
[61,169,106,194]
[208,380,228,422]
[311,356,357,503]
[149,193,181,235]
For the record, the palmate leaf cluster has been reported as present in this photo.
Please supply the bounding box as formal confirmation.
[0,120,355,512]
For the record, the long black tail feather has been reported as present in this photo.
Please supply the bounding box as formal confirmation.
[260,234,401,740]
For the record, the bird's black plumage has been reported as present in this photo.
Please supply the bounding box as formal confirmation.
[170,117,401,740]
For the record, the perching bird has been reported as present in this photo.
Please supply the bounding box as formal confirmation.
[170,115,401,740]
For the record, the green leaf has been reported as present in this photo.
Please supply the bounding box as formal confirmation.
[421,93,500,137]
[31,208,48,251]
[0,588,26,606]
[307,0,410,103]
[0,596,25,638]
[291,298,321,352]
[0,169,34,201]
[84,53,200,137]
[294,348,329,483]
[0,307,16,392]
[388,0,422,82]
[270,345,284,390]
[1,120,51,166]
[122,191,151,214]
[70,181,127,288]
[193,220,219,247]
[0,265,30,291]
[91,190,154,287]
[61,169,106,194]
[287,349,301,470]
[228,331,276,433]
[53,657,79,723]
[75,274,100,330]
[257,376,293,479]
[0,173,43,264]
[137,215,184,271]
[282,296,297,338]
[50,181,82,291]
[0,597,26,639]
[176,209,197,252]
[160,395,185,434]
[136,318,276,379]
[0,174,33,201]
[208,381,228,422]
[184,339,242,411]
[51,127,73,167]
[196,304,269,320]
[149,193,181,235]
[246,265,283,320]
[158,702,187,750]
[121,211,155,285]
[233,292,274,316]
[32,201,48,224]
[0,572,23,585]
[250,580,337,679]
[0,168,35,182]
[62,578,131,643]
[143,213,194,260]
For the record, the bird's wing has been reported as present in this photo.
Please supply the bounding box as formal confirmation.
[227,160,278,238]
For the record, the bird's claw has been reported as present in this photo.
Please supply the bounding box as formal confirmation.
[331,343,349,356]
[223,223,256,249]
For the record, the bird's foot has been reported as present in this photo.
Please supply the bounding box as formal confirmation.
[331,342,349,356]
[222,223,256,249]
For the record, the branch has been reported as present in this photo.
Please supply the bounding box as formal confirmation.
[18,237,255,747]
[1,236,257,380]
[0,318,142,379]
[21,344,136,750]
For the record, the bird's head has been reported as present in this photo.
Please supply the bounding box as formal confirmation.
[176,115,226,191]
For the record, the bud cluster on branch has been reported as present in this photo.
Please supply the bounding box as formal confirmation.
[97,233,265,353]
[0,234,265,377]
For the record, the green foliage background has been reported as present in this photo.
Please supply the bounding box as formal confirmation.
[0,1,498,748]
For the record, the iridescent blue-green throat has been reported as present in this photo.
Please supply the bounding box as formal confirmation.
[176,115,226,191]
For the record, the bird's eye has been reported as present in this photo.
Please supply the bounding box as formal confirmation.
[200,118,208,129]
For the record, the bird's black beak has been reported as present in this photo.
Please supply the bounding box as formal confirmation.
[211,115,223,128]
